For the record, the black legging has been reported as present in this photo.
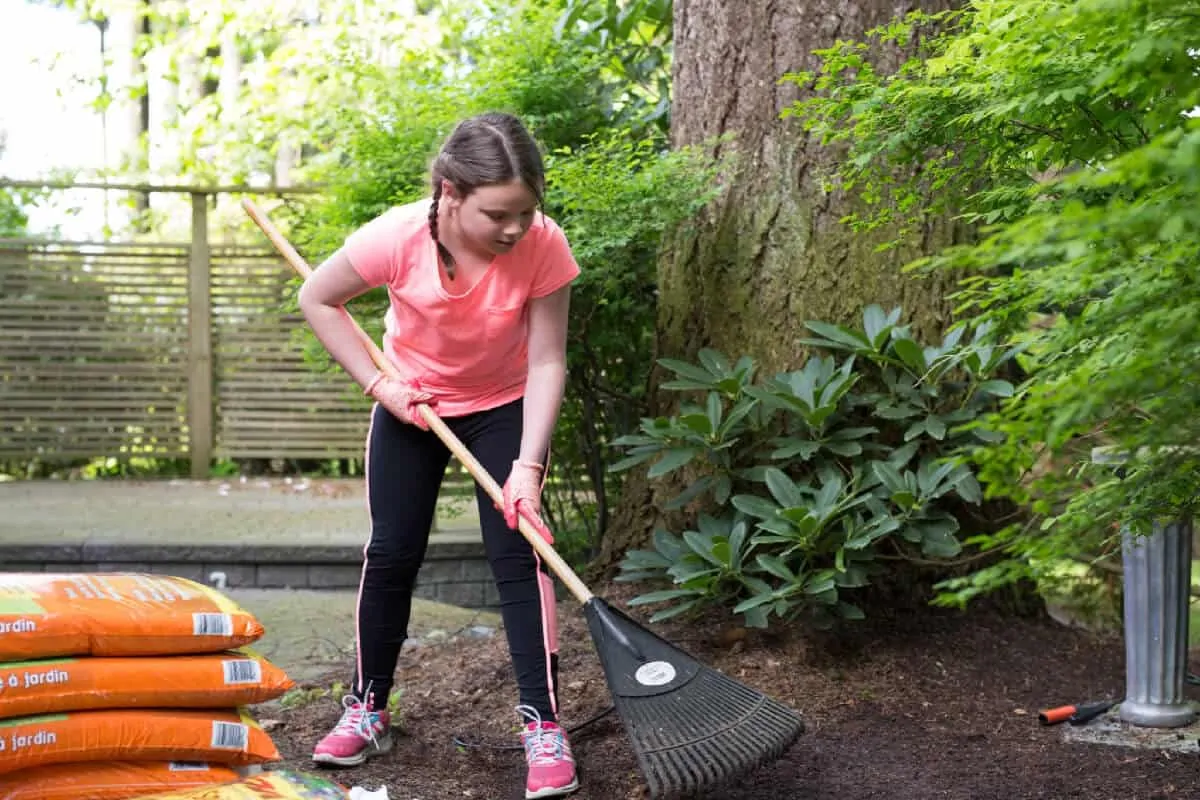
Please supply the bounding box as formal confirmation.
[352,397,560,721]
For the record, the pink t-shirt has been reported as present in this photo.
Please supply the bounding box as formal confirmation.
[341,199,580,417]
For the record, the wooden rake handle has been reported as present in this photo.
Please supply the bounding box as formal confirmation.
[241,199,594,605]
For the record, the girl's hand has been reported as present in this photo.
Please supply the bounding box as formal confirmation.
[364,373,436,429]
[502,460,554,544]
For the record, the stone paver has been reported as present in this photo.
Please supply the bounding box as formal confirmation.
[0,477,481,545]
[227,588,500,684]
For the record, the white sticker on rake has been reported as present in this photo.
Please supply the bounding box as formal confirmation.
[635,661,677,686]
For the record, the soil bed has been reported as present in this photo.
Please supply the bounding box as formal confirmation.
[265,587,1199,800]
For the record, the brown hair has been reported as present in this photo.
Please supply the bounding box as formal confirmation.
[428,112,545,279]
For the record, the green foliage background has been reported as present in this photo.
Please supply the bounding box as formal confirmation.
[788,0,1200,606]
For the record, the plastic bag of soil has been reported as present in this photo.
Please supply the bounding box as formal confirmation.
[130,770,351,799]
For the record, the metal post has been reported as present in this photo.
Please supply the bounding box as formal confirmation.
[1119,517,1196,728]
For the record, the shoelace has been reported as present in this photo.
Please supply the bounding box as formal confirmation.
[516,704,570,765]
[332,694,381,746]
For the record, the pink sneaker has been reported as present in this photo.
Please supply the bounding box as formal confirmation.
[312,695,392,767]
[518,705,579,799]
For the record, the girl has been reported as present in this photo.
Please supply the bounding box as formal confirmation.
[298,112,579,799]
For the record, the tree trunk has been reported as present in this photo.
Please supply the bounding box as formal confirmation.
[594,0,964,576]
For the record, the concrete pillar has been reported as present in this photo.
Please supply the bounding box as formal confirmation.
[1093,447,1196,728]
[1119,518,1196,728]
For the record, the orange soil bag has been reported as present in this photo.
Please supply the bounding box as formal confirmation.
[0,650,295,719]
[0,761,241,800]
[0,708,280,776]
[131,770,351,799]
[0,574,264,660]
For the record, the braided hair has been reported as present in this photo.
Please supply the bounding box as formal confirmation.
[428,113,545,280]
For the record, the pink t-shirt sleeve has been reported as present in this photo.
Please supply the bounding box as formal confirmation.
[530,218,581,298]
[341,209,403,287]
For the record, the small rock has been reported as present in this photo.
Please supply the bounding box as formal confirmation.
[463,625,495,639]
[259,718,285,733]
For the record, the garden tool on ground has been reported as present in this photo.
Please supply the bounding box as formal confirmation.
[242,199,806,799]
[1038,699,1118,726]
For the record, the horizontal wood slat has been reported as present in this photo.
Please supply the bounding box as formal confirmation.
[209,250,367,460]
[0,240,191,460]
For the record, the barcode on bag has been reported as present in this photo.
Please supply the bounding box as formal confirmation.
[222,659,262,685]
[211,721,249,750]
[193,613,233,636]
[169,762,211,772]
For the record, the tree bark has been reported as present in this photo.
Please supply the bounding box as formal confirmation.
[594,0,964,576]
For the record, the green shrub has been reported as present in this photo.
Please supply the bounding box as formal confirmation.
[611,305,1017,629]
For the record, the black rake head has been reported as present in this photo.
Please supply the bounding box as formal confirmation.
[583,598,805,798]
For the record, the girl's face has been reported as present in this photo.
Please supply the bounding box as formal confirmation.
[444,179,538,257]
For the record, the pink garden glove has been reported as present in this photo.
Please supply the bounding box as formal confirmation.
[363,372,436,429]
[502,459,554,544]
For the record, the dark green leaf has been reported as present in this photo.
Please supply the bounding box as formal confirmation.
[804,572,837,595]
[742,605,770,628]
[682,530,721,566]
[862,304,894,350]
[872,460,906,492]
[608,451,658,473]
[652,529,686,561]
[823,440,864,457]
[920,525,963,558]
[650,599,702,622]
[657,358,715,384]
[713,474,733,505]
[756,553,796,581]
[765,467,810,508]
[648,448,699,478]
[803,320,871,351]
[892,336,927,373]
[831,426,879,440]
[771,439,821,460]
[628,588,702,605]
[706,392,723,432]
[977,379,1015,398]
[697,348,732,376]
[733,593,777,613]
[876,403,921,420]
[954,472,983,504]
[731,493,780,519]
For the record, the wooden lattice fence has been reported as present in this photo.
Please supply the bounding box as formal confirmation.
[0,211,371,473]
[0,240,193,460]
[210,246,369,459]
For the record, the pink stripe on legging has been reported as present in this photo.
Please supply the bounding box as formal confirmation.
[353,404,378,703]
[534,551,559,716]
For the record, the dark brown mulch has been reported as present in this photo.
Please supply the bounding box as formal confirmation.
[263,586,1200,800]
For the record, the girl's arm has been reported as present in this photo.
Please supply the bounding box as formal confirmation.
[519,284,572,465]
[297,250,381,389]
